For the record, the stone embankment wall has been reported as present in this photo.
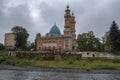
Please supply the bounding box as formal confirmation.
[66,52,119,59]
[8,51,120,59]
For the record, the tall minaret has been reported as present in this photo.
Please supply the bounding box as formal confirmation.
[64,5,76,38]
[71,12,76,38]
[64,5,72,36]
[64,5,77,51]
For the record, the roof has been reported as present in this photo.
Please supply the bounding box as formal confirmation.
[48,24,61,37]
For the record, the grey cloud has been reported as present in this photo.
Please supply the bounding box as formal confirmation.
[0,0,120,43]
[39,2,65,31]
[0,0,34,42]
[73,0,120,38]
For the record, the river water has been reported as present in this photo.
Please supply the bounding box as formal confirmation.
[0,70,120,80]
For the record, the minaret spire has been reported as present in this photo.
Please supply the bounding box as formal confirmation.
[67,4,69,9]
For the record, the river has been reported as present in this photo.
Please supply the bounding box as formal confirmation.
[0,70,120,80]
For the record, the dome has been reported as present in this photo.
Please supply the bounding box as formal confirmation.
[48,24,61,37]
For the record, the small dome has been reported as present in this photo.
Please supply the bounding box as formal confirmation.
[48,24,61,37]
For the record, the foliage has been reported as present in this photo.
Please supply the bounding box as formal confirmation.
[33,56,43,61]
[77,31,104,51]
[30,42,36,50]
[11,26,29,50]
[104,31,111,51]
[26,42,36,51]
[0,51,8,56]
[0,43,5,50]
[109,21,120,51]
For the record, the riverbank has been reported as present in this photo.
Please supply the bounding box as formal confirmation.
[0,51,120,70]
[0,65,120,74]
[0,58,120,70]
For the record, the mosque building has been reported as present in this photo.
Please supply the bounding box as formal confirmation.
[36,5,77,52]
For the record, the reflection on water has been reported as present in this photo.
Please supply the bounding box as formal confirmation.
[0,70,120,80]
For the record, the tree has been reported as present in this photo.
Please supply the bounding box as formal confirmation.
[77,33,88,51]
[104,31,111,51]
[30,42,35,51]
[109,21,120,51]
[77,31,103,51]
[0,43,5,50]
[11,26,29,50]
[26,42,36,51]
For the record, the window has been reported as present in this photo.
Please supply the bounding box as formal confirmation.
[92,54,95,57]
[87,53,89,55]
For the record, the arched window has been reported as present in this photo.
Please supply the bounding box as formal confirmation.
[92,54,95,57]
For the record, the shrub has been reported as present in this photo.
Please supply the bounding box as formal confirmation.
[43,56,54,60]
[0,57,6,63]
[0,51,8,56]
[112,59,120,63]
[94,64,117,70]
[63,56,77,61]
[54,55,61,61]
[34,56,43,61]
[68,60,74,64]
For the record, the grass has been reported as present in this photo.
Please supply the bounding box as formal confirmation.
[0,51,8,56]
[0,51,120,70]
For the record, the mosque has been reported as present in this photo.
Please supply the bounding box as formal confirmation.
[36,5,77,52]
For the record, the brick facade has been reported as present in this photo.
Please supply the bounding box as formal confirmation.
[4,33,16,50]
[36,5,77,52]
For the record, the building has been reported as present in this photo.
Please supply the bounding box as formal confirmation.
[36,5,77,52]
[4,33,16,50]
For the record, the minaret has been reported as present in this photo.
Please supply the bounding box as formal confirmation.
[71,12,76,38]
[64,5,77,51]
[64,5,72,36]
[64,5,76,38]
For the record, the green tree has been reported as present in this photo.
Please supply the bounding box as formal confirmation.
[11,26,29,50]
[0,43,5,50]
[109,21,120,51]
[104,31,111,51]
[77,33,88,51]
[30,42,35,50]
[77,31,103,51]
[26,42,36,51]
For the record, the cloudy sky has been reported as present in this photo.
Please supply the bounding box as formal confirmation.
[0,0,120,43]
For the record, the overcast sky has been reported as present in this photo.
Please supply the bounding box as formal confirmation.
[0,0,120,43]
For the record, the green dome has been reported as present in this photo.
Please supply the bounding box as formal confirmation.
[48,24,61,37]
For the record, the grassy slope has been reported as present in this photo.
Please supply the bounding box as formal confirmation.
[0,51,120,70]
